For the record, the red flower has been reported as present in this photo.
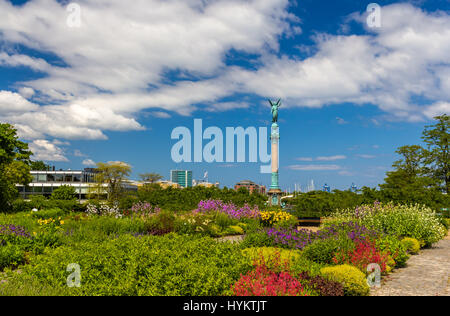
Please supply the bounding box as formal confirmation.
[231,251,308,296]
[332,240,390,273]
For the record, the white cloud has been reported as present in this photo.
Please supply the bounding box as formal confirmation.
[336,117,348,125]
[14,124,44,140]
[0,1,448,145]
[422,102,450,119]
[0,0,292,99]
[0,91,39,115]
[147,111,171,119]
[338,170,353,176]
[230,3,450,121]
[0,52,50,72]
[296,155,346,162]
[287,164,342,171]
[28,139,68,162]
[296,157,313,162]
[74,149,86,157]
[18,87,35,99]
[52,139,70,146]
[316,155,347,161]
[82,159,96,166]
[0,0,294,140]
[107,161,131,168]
[205,101,250,112]
[357,154,376,159]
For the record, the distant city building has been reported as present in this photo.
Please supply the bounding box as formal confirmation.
[351,183,357,192]
[234,180,266,195]
[17,169,137,200]
[156,180,181,189]
[170,170,193,188]
[323,183,331,192]
[135,180,181,189]
[306,179,315,192]
[194,180,220,188]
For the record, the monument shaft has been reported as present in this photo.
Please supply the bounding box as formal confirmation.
[268,99,282,206]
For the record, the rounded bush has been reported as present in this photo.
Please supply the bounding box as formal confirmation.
[401,237,420,255]
[320,264,370,296]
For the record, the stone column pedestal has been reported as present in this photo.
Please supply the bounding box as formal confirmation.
[268,123,281,206]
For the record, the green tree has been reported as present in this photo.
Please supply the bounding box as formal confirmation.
[51,185,77,200]
[30,160,50,171]
[94,161,132,202]
[422,114,450,193]
[0,124,32,210]
[392,145,425,177]
[139,172,163,183]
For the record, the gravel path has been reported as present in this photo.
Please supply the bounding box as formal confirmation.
[371,234,450,296]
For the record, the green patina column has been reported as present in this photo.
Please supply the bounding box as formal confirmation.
[268,100,282,206]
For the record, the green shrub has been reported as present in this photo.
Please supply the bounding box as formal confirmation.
[302,237,353,265]
[10,199,31,213]
[214,212,235,229]
[1,234,252,296]
[31,208,66,220]
[291,256,327,277]
[64,216,147,241]
[26,195,47,210]
[240,231,274,248]
[0,275,69,296]
[376,235,409,268]
[8,198,83,214]
[440,218,449,230]
[0,244,25,271]
[327,203,447,246]
[51,185,77,200]
[401,237,421,255]
[227,225,244,235]
[320,264,370,296]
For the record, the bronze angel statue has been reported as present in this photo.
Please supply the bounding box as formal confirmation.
[269,99,281,123]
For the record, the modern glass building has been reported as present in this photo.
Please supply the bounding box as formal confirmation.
[170,170,193,188]
[17,168,138,200]
[16,169,98,200]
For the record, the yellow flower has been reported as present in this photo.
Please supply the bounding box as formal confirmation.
[60,220,65,225]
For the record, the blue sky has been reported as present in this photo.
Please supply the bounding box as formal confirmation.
[0,0,449,190]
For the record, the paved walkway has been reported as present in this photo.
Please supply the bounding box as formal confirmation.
[371,234,450,296]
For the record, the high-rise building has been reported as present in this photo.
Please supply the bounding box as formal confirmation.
[170,170,193,188]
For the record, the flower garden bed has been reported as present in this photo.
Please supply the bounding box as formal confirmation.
[0,200,447,296]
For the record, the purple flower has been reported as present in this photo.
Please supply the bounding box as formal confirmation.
[194,199,261,220]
